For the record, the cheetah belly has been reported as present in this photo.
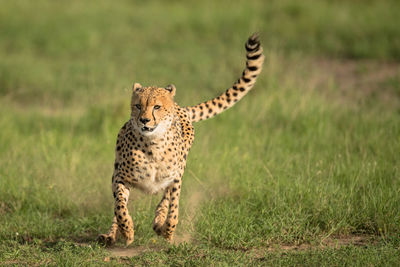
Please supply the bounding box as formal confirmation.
[135,163,178,194]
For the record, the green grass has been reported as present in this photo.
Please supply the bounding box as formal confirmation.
[1,0,399,265]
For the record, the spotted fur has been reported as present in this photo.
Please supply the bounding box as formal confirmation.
[98,34,264,246]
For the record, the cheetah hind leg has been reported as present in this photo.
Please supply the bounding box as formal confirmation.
[97,216,118,246]
[153,188,171,236]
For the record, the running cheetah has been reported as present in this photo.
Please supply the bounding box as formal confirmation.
[98,33,264,246]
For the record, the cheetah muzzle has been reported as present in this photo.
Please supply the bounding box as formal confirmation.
[98,33,264,246]
[141,126,154,132]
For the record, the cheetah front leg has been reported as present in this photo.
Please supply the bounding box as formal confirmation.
[161,179,182,241]
[98,180,134,246]
[113,181,134,246]
[153,187,171,235]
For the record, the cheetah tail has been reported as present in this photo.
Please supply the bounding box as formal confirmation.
[186,33,265,123]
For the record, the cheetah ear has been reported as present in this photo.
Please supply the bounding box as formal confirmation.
[132,82,142,92]
[165,84,176,97]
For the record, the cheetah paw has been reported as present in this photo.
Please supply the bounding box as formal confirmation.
[120,230,134,247]
[97,234,116,247]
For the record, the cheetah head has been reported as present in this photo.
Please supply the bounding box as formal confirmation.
[130,83,176,137]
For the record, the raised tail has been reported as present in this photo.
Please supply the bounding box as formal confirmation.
[187,33,265,123]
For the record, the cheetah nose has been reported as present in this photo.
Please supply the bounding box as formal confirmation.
[140,118,150,124]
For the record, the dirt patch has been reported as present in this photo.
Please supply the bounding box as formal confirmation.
[311,58,400,105]
[277,235,373,251]
[108,245,163,257]
[103,235,378,260]
[249,235,376,258]
[321,234,375,248]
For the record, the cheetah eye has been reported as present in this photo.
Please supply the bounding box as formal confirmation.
[135,104,141,110]
[154,105,161,110]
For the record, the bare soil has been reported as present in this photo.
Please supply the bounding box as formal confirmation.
[311,58,400,106]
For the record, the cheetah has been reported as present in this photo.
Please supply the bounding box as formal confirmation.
[98,33,264,246]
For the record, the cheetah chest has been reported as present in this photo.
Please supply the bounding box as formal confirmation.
[135,161,179,194]
[127,146,185,194]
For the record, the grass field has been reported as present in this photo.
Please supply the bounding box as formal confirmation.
[1,0,399,265]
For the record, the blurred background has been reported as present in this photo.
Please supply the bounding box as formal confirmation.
[0,0,399,264]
